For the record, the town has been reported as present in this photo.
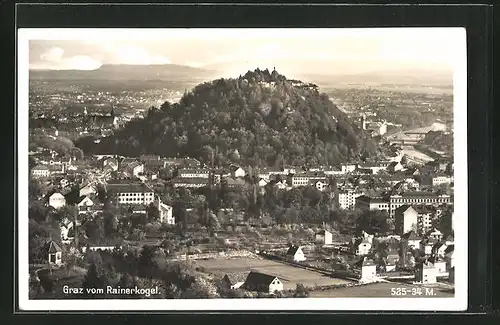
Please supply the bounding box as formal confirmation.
[28,73,455,299]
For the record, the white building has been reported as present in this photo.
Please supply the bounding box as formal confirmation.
[48,192,66,209]
[105,182,155,205]
[32,165,50,178]
[432,175,453,186]
[231,166,246,178]
[285,245,306,262]
[338,189,363,210]
[314,180,328,192]
[179,168,210,178]
[158,201,175,225]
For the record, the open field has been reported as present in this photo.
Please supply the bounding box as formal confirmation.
[309,281,454,298]
[194,257,353,290]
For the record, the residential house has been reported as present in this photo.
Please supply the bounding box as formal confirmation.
[426,228,444,241]
[401,230,422,249]
[341,164,358,174]
[394,205,418,236]
[60,178,69,188]
[337,189,363,210]
[158,199,175,225]
[445,234,454,246]
[420,238,437,256]
[123,161,144,178]
[414,206,436,235]
[132,204,148,214]
[432,174,453,186]
[314,180,328,192]
[353,238,372,256]
[231,166,246,178]
[243,271,283,294]
[429,256,447,274]
[220,273,247,290]
[258,179,268,187]
[285,245,306,262]
[432,242,448,258]
[45,240,63,265]
[60,219,74,244]
[32,165,50,178]
[315,229,333,245]
[415,261,437,284]
[353,257,377,282]
[77,196,94,214]
[48,192,66,209]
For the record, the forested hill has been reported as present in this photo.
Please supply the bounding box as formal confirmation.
[77,69,379,167]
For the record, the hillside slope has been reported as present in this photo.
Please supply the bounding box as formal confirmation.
[76,69,379,167]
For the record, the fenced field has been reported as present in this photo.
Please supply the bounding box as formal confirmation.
[194,257,353,290]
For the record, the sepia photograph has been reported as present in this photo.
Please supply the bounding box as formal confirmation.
[18,28,467,311]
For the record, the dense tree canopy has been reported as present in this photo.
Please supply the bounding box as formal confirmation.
[76,69,379,166]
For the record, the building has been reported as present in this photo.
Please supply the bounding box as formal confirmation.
[172,177,209,188]
[32,165,50,178]
[387,161,404,173]
[231,166,246,178]
[415,206,435,235]
[77,196,94,214]
[314,180,328,192]
[220,273,247,290]
[48,192,66,209]
[432,242,448,258]
[415,261,437,284]
[337,189,363,210]
[394,205,418,235]
[105,181,154,205]
[124,161,144,178]
[426,228,444,241]
[353,257,377,282]
[258,179,268,187]
[285,245,306,262]
[388,192,453,218]
[420,239,437,255]
[79,183,97,197]
[178,168,210,178]
[291,172,327,188]
[445,234,454,246]
[45,240,62,265]
[432,174,453,186]
[355,195,390,212]
[158,200,175,225]
[243,271,283,294]
[353,238,372,256]
[401,230,422,249]
[60,219,74,244]
[315,229,333,245]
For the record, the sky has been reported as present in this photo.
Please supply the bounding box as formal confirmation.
[26,28,465,77]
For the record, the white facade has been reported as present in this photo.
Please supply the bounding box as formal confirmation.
[117,191,154,205]
[432,176,452,186]
[268,278,284,294]
[179,169,210,178]
[32,166,50,178]
[361,264,377,281]
[315,180,328,192]
[49,193,66,209]
[159,202,175,225]
[233,167,246,178]
[356,242,372,255]
[258,179,268,187]
[338,190,363,210]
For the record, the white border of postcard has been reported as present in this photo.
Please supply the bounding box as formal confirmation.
[17,28,468,311]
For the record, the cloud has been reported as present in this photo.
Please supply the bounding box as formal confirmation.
[39,47,64,62]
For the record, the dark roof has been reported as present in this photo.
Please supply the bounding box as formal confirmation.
[47,241,62,253]
[285,245,302,256]
[224,273,248,284]
[352,257,375,268]
[172,177,209,185]
[105,182,151,193]
[444,245,454,254]
[395,205,414,214]
[401,230,421,241]
[244,271,278,287]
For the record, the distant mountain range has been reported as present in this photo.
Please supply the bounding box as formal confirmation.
[298,69,453,87]
[29,64,218,82]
